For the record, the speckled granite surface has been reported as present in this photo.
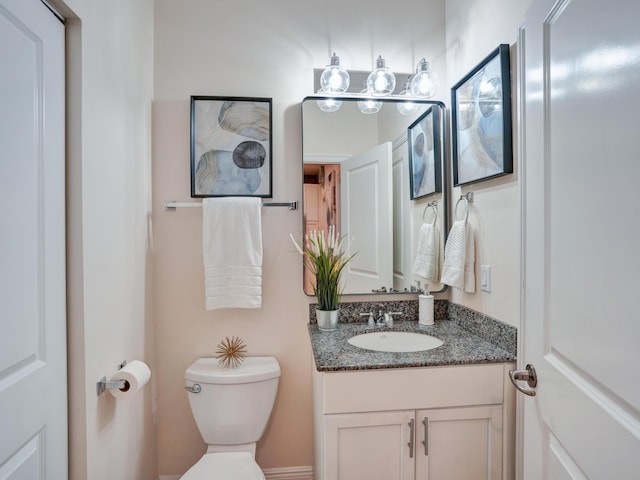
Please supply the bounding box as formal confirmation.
[447,303,517,355]
[308,301,517,372]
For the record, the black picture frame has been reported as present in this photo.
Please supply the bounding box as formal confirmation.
[451,44,513,187]
[190,96,273,198]
[408,106,442,200]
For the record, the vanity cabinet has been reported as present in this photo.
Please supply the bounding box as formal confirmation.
[313,363,515,480]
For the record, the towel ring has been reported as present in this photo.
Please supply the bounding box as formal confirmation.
[422,203,438,225]
[454,196,470,222]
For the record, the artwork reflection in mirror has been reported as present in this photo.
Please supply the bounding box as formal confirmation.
[408,106,442,200]
[302,97,448,296]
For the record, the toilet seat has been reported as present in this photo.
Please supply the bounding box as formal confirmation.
[180,452,265,480]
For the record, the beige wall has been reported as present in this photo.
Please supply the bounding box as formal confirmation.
[62,0,157,479]
[152,0,446,475]
[445,0,533,327]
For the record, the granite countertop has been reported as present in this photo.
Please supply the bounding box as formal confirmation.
[308,320,516,372]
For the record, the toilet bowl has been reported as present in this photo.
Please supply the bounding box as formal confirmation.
[180,356,280,479]
[180,452,264,480]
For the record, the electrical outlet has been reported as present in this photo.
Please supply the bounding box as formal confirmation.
[480,265,491,293]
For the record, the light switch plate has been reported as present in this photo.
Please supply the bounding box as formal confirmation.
[480,265,491,292]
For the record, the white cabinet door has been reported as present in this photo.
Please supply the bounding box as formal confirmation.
[324,411,416,480]
[415,406,502,480]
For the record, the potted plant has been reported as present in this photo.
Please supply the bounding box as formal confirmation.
[290,226,355,331]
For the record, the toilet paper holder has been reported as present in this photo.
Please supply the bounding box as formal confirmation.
[96,360,129,397]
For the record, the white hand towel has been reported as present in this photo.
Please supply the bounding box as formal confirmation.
[412,222,440,281]
[440,220,475,293]
[202,197,262,310]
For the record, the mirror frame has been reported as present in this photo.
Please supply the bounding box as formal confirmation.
[301,96,449,297]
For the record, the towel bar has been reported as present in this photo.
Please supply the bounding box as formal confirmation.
[164,200,297,211]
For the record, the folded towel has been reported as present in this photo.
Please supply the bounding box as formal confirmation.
[202,197,262,310]
[412,221,440,281]
[440,220,475,292]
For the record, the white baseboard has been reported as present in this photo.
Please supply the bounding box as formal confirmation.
[264,465,313,480]
[159,466,313,480]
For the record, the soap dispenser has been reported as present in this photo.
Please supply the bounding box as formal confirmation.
[418,283,434,326]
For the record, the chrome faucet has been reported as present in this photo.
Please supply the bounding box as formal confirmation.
[374,310,402,327]
[359,312,375,327]
[384,312,402,327]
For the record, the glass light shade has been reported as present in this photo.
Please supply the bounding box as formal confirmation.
[396,78,419,115]
[410,58,439,98]
[316,89,342,113]
[357,88,382,114]
[366,55,396,96]
[319,53,350,93]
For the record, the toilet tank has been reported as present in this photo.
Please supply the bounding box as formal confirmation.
[185,357,280,446]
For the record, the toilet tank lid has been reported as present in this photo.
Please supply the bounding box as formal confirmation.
[185,356,280,384]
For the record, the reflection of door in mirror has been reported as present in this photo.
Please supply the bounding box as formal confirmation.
[340,143,393,293]
[392,139,414,292]
[303,164,341,293]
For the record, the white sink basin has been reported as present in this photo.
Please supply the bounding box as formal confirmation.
[348,331,443,353]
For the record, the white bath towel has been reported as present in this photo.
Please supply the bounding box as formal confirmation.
[202,197,262,310]
[440,220,475,293]
[412,222,440,282]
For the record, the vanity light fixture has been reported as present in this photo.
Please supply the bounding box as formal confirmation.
[366,55,396,96]
[396,76,420,115]
[319,52,350,94]
[313,55,439,114]
[357,82,382,114]
[316,89,342,113]
[410,58,439,98]
[357,97,382,114]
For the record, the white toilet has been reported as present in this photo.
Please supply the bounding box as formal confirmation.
[181,356,281,480]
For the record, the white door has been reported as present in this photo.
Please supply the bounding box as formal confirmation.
[392,139,413,292]
[519,0,640,477]
[340,142,393,292]
[0,0,67,478]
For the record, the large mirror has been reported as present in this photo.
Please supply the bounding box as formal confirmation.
[302,96,448,296]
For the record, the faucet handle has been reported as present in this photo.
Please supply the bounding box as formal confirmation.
[384,312,402,327]
[359,312,375,327]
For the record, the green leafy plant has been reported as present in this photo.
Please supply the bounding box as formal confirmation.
[290,226,356,311]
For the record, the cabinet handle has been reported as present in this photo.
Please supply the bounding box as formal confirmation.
[422,417,429,456]
[408,418,415,458]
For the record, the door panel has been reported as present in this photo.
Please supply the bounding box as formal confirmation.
[340,142,393,292]
[416,406,502,480]
[392,139,413,291]
[325,411,415,480]
[522,0,640,477]
[0,0,67,477]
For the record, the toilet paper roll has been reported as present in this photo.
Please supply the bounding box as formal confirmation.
[418,294,434,325]
[108,360,151,400]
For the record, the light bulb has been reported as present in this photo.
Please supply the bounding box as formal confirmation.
[316,89,342,113]
[396,77,419,115]
[366,55,396,96]
[410,58,439,98]
[357,85,382,114]
[319,53,350,94]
